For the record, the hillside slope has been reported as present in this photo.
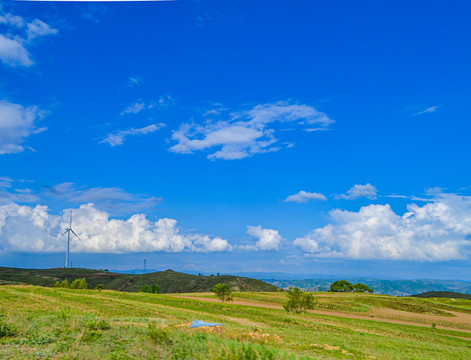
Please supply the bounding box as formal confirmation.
[411,291,471,300]
[0,267,278,293]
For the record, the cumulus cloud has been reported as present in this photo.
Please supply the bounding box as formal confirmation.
[338,183,377,200]
[170,101,334,160]
[294,192,471,261]
[0,100,46,154]
[0,10,57,67]
[43,182,161,215]
[0,203,232,254]
[240,225,283,251]
[101,123,165,147]
[285,191,327,203]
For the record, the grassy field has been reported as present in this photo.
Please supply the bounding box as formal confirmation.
[1,286,471,359]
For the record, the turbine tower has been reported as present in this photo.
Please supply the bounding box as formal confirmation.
[60,211,81,268]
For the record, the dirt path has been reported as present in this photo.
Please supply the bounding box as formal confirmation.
[173,295,471,334]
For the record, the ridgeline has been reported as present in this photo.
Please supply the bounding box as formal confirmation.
[0,267,278,293]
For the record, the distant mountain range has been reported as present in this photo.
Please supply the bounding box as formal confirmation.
[261,278,471,296]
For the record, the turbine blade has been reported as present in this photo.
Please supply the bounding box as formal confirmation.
[60,229,69,237]
[70,229,82,241]
[70,211,72,228]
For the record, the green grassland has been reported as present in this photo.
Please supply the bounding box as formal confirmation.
[1,286,471,359]
[0,267,277,293]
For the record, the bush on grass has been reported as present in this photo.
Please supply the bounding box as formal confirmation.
[283,287,317,313]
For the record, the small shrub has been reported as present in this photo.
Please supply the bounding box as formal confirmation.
[0,321,16,338]
[59,279,69,288]
[70,278,87,289]
[139,284,152,293]
[139,284,159,293]
[97,320,111,330]
[86,318,110,331]
[147,321,170,344]
[283,287,317,313]
[94,284,105,291]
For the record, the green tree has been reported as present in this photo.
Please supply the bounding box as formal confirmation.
[59,279,69,288]
[329,280,354,292]
[70,278,87,289]
[283,287,317,313]
[139,284,159,293]
[139,284,152,293]
[94,284,105,291]
[353,283,374,293]
[212,283,233,303]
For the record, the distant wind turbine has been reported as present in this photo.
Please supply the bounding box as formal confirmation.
[60,211,81,268]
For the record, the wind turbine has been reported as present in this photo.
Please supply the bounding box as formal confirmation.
[60,211,81,268]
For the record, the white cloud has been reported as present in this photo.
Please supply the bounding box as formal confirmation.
[0,13,25,28]
[0,100,45,154]
[170,101,334,160]
[285,190,327,203]
[120,101,146,115]
[43,182,161,214]
[0,10,57,68]
[0,178,37,203]
[240,225,283,251]
[0,34,33,67]
[338,183,377,200]
[0,189,38,205]
[294,192,471,261]
[0,177,13,188]
[127,76,142,87]
[414,106,439,115]
[26,19,58,41]
[0,203,232,254]
[120,96,172,115]
[101,123,165,147]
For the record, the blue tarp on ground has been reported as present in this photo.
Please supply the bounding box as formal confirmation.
[190,320,223,328]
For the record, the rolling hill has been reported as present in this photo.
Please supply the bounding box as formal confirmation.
[0,267,278,293]
[1,285,471,359]
[411,291,471,300]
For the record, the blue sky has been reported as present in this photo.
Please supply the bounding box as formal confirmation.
[1,0,471,279]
